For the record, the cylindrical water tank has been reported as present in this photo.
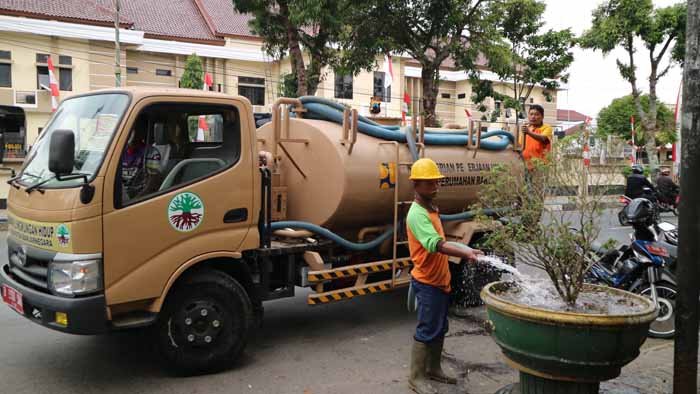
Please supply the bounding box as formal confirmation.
[257,118,523,231]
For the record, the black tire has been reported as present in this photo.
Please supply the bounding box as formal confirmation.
[154,270,253,375]
[637,281,677,339]
[618,209,630,226]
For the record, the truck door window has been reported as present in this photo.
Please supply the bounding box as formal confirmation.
[117,103,241,207]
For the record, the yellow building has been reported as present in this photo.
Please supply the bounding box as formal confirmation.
[0,0,559,204]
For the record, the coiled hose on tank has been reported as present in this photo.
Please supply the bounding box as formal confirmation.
[297,96,516,150]
[269,209,504,251]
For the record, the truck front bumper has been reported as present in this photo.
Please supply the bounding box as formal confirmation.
[1,264,109,335]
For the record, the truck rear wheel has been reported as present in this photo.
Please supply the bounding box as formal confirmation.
[155,270,252,375]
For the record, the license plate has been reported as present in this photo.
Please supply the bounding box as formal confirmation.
[1,284,24,315]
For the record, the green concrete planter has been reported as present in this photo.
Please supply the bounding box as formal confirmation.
[481,282,658,394]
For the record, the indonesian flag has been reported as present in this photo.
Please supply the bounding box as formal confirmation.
[47,57,59,112]
[203,72,213,91]
[383,55,393,89]
[196,73,213,141]
[465,108,472,119]
[583,144,590,167]
[402,91,410,124]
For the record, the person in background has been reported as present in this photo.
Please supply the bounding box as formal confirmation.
[406,158,483,394]
[625,164,655,200]
[520,105,553,169]
[655,168,679,204]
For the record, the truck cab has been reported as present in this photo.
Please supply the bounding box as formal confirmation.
[1,88,267,374]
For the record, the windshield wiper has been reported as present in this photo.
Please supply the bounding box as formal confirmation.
[7,172,41,190]
[25,176,53,194]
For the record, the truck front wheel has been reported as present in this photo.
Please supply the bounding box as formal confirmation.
[155,270,253,375]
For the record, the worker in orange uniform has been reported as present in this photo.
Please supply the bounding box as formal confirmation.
[406,158,483,394]
[520,104,553,169]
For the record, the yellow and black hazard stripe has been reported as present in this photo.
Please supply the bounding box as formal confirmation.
[308,282,394,305]
[307,259,412,283]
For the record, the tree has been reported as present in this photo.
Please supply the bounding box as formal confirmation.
[597,94,675,146]
[469,0,575,125]
[580,0,687,170]
[180,53,204,89]
[343,0,499,127]
[232,0,374,96]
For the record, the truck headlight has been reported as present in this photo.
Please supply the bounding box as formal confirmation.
[48,259,103,296]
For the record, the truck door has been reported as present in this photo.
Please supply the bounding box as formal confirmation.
[101,98,255,305]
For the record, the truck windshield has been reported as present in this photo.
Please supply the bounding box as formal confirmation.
[18,93,130,189]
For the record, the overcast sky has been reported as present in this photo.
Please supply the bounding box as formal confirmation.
[543,0,684,119]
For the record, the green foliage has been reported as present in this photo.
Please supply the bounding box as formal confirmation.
[470,0,575,121]
[621,165,651,178]
[475,149,623,306]
[580,0,686,170]
[278,73,299,98]
[597,94,674,144]
[342,0,500,126]
[179,53,204,89]
[232,0,375,96]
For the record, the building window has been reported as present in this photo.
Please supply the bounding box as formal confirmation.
[218,83,222,92]
[334,73,353,99]
[441,93,451,99]
[495,101,501,111]
[127,67,138,74]
[59,55,72,66]
[156,69,172,77]
[373,72,391,102]
[458,93,466,99]
[59,67,72,91]
[529,98,534,103]
[0,50,10,60]
[0,64,10,88]
[36,66,49,90]
[238,76,265,106]
[36,53,49,63]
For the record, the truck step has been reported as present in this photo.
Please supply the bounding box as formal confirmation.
[307,258,412,283]
[308,277,411,305]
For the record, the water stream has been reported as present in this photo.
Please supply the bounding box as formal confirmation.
[474,255,648,314]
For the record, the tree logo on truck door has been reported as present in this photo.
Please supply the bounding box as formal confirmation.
[168,192,205,232]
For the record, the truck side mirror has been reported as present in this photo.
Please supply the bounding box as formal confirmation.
[49,129,75,176]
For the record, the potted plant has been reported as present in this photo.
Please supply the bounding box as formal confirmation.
[475,139,658,394]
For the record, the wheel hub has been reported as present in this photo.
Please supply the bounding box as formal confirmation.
[180,301,224,346]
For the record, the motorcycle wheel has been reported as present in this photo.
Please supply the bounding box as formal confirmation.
[618,210,630,226]
[638,281,677,339]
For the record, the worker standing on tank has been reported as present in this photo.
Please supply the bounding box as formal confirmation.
[406,158,484,394]
[520,104,553,169]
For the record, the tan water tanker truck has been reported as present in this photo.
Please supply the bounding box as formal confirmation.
[0,88,524,375]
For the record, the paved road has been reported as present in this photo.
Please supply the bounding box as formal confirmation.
[0,210,682,394]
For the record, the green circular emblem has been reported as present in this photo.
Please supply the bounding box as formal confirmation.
[56,224,70,247]
[167,192,205,232]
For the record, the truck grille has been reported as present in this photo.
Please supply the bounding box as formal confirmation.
[8,252,49,292]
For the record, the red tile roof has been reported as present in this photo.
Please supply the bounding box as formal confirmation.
[98,0,223,44]
[197,0,258,38]
[0,0,132,27]
[557,109,589,122]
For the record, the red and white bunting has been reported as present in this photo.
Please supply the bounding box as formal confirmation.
[47,57,59,112]
[583,144,591,167]
[402,91,410,124]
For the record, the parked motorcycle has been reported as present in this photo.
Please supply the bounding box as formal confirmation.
[588,198,678,338]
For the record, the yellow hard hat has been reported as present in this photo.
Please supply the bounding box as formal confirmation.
[409,158,445,180]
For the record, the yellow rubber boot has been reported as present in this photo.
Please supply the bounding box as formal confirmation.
[427,338,457,384]
[409,341,438,394]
